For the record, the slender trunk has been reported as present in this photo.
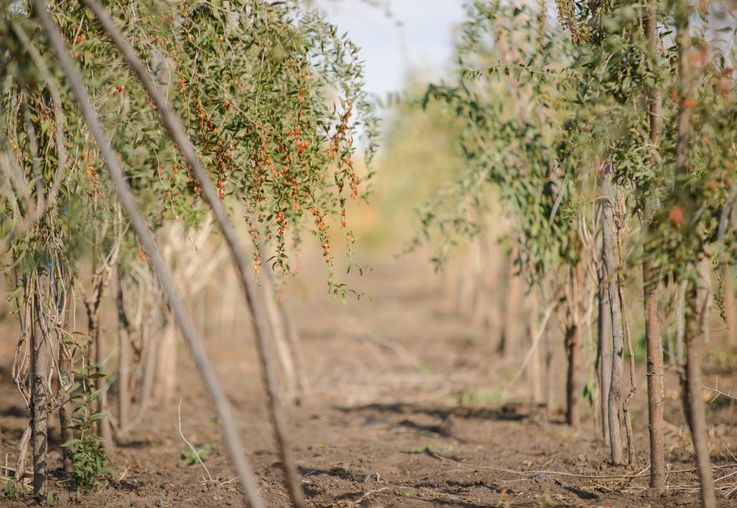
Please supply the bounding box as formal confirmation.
[677,280,688,364]
[85,269,113,450]
[30,274,49,499]
[135,289,157,421]
[156,322,177,405]
[15,426,31,486]
[259,265,297,397]
[279,299,306,398]
[116,269,131,437]
[56,278,72,474]
[597,270,612,447]
[621,282,637,465]
[682,275,717,508]
[501,252,522,360]
[565,263,583,427]
[673,1,715,503]
[58,343,72,473]
[564,316,580,427]
[644,261,665,486]
[544,320,554,414]
[262,253,306,399]
[601,162,624,465]
[723,267,735,345]
[136,321,158,418]
[89,296,112,450]
[457,240,479,318]
[643,0,666,489]
[526,289,543,404]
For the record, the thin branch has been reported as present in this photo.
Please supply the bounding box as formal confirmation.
[177,399,213,482]
[506,301,556,388]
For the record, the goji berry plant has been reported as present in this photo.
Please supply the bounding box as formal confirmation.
[0,0,377,504]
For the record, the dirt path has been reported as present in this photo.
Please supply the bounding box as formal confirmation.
[1,250,735,506]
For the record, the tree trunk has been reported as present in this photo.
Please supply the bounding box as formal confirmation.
[677,280,688,365]
[87,277,112,451]
[601,162,624,465]
[672,0,715,503]
[457,239,482,318]
[682,275,717,508]
[30,274,49,499]
[58,343,72,474]
[156,322,177,405]
[597,270,612,447]
[723,267,735,346]
[500,251,522,361]
[116,269,131,437]
[644,260,665,488]
[565,262,583,427]
[56,278,72,474]
[544,321,554,414]
[564,317,580,427]
[15,426,31,486]
[92,310,112,449]
[643,0,666,489]
[261,252,307,400]
[259,265,297,398]
[526,289,543,404]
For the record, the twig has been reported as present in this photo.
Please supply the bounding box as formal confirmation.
[506,302,556,388]
[349,487,390,506]
[418,446,656,481]
[177,399,213,482]
[704,383,737,402]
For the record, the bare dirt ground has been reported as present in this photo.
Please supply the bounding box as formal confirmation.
[1,250,736,507]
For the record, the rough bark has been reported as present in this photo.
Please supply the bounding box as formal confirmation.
[682,276,717,508]
[30,274,49,499]
[543,321,554,414]
[601,162,624,465]
[525,289,543,404]
[116,268,131,437]
[643,0,666,489]
[500,252,522,360]
[56,282,72,474]
[673,1,715,503]
[565,263,583,428]
[723,268,735,345]
[597,267,612,447]
[58,345,72,474]
[564,316,580,427]
[15,426,31,486]
[85,273,112,451]
[643,261,665,486]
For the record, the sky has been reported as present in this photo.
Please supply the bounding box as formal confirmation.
[315,0,466,99]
